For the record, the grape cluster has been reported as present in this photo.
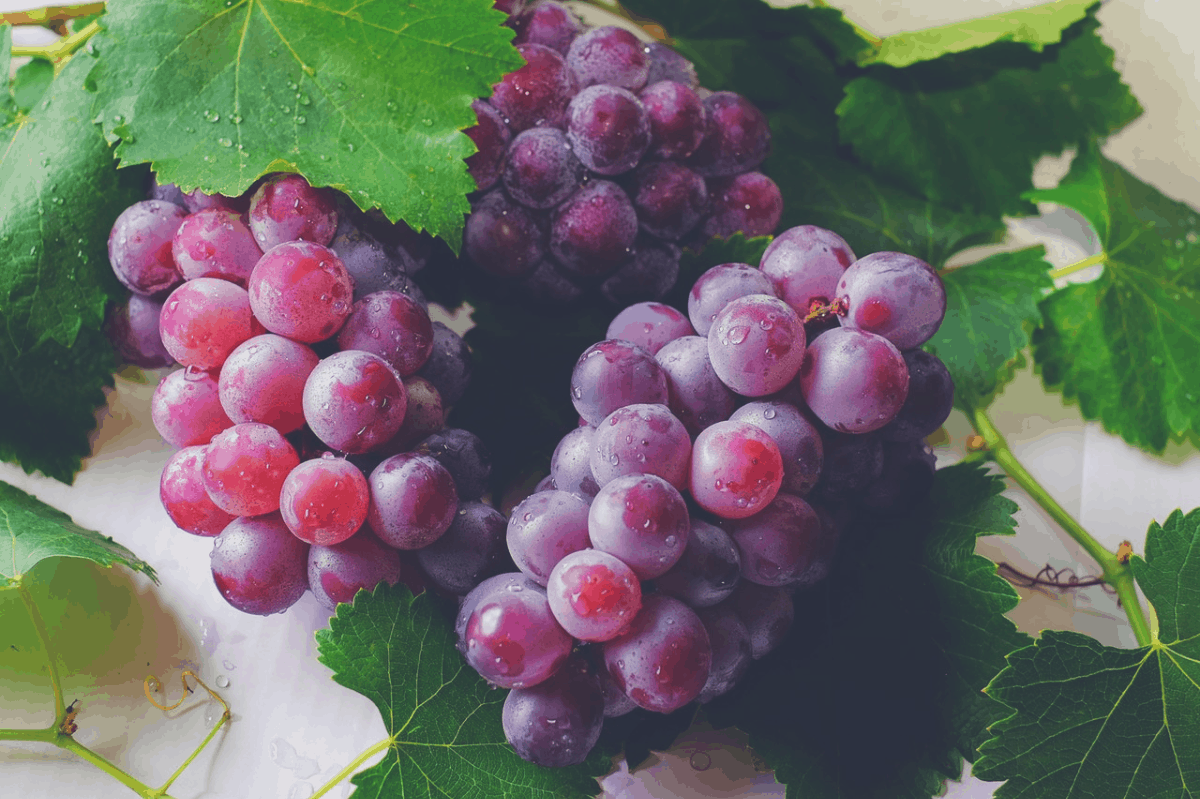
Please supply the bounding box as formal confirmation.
[105,173,498,616]
[465,223,954,768]
[462,1,781,306]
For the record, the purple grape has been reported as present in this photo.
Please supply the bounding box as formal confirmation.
[863,440,937,513]
[654,335,738,437]
[880,350,955,442]
[653,518,740,608]
[547,549,642,641]
[566,26,649,91]
[211,513,309,616]
[835,252,947,350]
[183,188,249,215]
[151,367,233,448]
[489,43,576,132]
[465,190,546,279]
[599,237,681,306]
[593,648,639,717]
[106,294,174,369]
[218,334,319,433]
[695,604,753,703]
[302,350,407,452]
[726,493,822,587]
[759,225,856,318]
[248,241,354,343]
[413,427,493,501]
[686,92,771,177]
[703,172,783,239]
[588,473,689,580]
[459,572,573,688]
[522,259,586,305]
[590,403,692,490]
[535,475,557,493]
[503,653,605,766]
[798,327,909,434]
[729,401,823,495]
[330,219,424,305]
[690,420,783,520]
[570,339,669,426]
[502,127,586,209]
[726,581,793,659]
[382,375,445,453]
[248,173,338,249]
[415,322,471,406]
[640,80,706,160]
[416,501,508,595]
[202,422,300,516]
[507,489,592,585]
[159,278,263,370]
[629,161,708,241]
[550,426,601,499]
[336,291,434,376]
[707,294,806,397]
[550,180,638,278]
[368,453,459,549]
[565,85,651,176]
[307,528,405,610]
[813,429,884,501]
[511,1,583,55]
[465,99,512,192]
[644,42,698,89]
[148,175,187,207]
[160,446,236,537]
[790,500,843,590]
[602,594,712,713]
[108,200,186,296]
[606,301,695,356]
[687,262,776,336]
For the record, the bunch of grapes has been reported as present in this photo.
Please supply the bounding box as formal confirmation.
[105,172,503,616]
[454,222,954,768]
[461,0,781,306]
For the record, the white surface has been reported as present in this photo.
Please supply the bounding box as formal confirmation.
[2,0,1200,798]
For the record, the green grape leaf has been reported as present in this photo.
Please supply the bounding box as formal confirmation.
[925,247,1053,406]
[975,509,1200,797]
[1028,143,1200,452]
[838,7,1142,218]
[706,463,1032,799]
[0,480,156,586]
[88,0,524,252]
[315,582,608,798]
[12,58,54,113]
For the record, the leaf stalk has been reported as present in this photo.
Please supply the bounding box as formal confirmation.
[1049,251,1106,280]
[0,3,104,28]
[10,18,99,61]
[310,736,393,799]
[17,580,66,723]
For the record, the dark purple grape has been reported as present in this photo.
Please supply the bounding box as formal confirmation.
[382,375,445,452]
[550,426,600,499]
[172,207,262,286]
[459,572,573,688]
[330,218,424,305]
[596,651,639,717]
[108,200,186,296]
[465,190,546,279]
[507,489,592,585]
[726,493,823,587]
[565,85,651,176]
[606,301,694,355]
[503,653,605,766]
[503,127,586,209]
[248,173,338,249]
[726,581,793,659]
[703,172,783,239]
[880,350,955,442]
[640,80,706,160]
[729,401,823,496]
[813,429,884,502]
[151,367,233,448]
[465,99,512,192]
[707,294,806,397]
[416,501,508,595]
[303,350,407,453]
[695,604,753,703]
[629,161,708,242]
[863,440,937,513]
[759,225,856,318]
[415,322,471,406]
[644,42,698,89]
[798,327,909,434]
[414,427,493,501]
[588,473,690,580]
[368,453,459,549]
[308,529,405,610]
[336,291,434,377]
[489,43,576,132]
[148,175,187,207]
[566,26,649,91]
[790,501,843,590]
[210,513,309,616]
[599,237,681,306]
[522,259,586,305]
[510,0,583,54]
[551,180,638,278]
[654,518,740,608]
[687,92,771,178]
[687,262,776,336]
[654,335,737,437]
[590,403,692,490]
[602,594,711,713]
[570,339,669,426]
[835,251,947,350]
[106,294,174,368]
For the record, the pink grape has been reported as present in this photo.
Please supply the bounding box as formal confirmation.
[218,334,319,434]
[687,262,776,336]
[602,594,712,713]
[367,453,458,550]
[605,301,694,356]
[107,200,186,296]
[547,549,642,641]
[302,350,408,453]
[587,473,689,580]
[105,293,174,369]
[210,512,309,616]
[640,80,706,160]
[159,446,236,537]
[797,327,909,434]
[459,573,573,688]
[707,294,806,397]
[690,420,783,519]
[279,454,370,545]
[464,99,511,192]
[151,367,233,448]
[159,278,262,370]
[172,207,262,285]
[307,528,409,611]
[248,241,354,343]
[248,173,339,250]
[590,403,692,490]
[726,493,823,586]
[489,43,576,132]
[654,335,738,437]
[759,225,856,316]
[202,422,300,516]
[507,489,592,585]
[569,339,669,426]
[336,291,434,377]
[729,401,823,495]
[566,26,649,91]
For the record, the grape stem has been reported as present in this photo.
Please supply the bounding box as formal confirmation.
[969,404,1155,647]
[10,18,100,61]
[1049,252,1106,280]
[0,3,104,28]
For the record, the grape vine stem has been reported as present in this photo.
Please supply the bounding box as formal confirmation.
[0,3,104,28]
[10,18,99,61]
[969,404,1155,647]
[311,736,393,799]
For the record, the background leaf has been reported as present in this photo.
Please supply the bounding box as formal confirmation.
[89,0,524,251]
[11,58,54,114]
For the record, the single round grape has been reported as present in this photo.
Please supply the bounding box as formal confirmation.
[160,446,236,537]
[629,161,708,242]
[640,80,706,160]
[183,188,250,214]
[550,426,601,499]
[507,489,592,585]
[863,440,937,513]
[880,350,955,442]
[708,294,806,397]
[460,572,573,688]
[159,278,262,370]
[602,594,712,713]
[503,653,605,767]
[307,528,407,611]
[336,291,434,377]
[416,502,509,595]
[415,322,471,406]
[510,0,582,54]
[687,262,776,336]
[368,453,459,549]
[686,92,771,177]
[522,259,585,306]
[797,327,909,434]
[695,604,753,703]
[465,99,512,192]
[464,190,546,279]
[653,518,740,608]
[726,581,793,659]
[813,429,884,502]
[606,302,694,356]
[210,513,309,616]
[726,493,822,586]
[248,241,354,343]
[550,180,638,278]
[644,41,698,89]
[413,428,492,501]
[302,350,408,453]
[599,237,681,306]
[570,339,669,427]
[703,172,783,239]
[596,651,639,717]
[835,251,947,350]
[690,420,783,519]
[147,175,187,207]
[502,127,586,209]
[172,207,262,285]
[534,475,557,493]
[330,218,423,305]
[590,403,692,490]
[151,367,233,448]
[588,473,690,580]
[380,375,444,453]
[654,335,738,437]
[489,43,575,133]
[218,334,319,434]
[729,401,823,496]
[248,173,339,250]
[566,26,649,91]
[565,84,651,176]
[547,549,642,641]
[279,454,370,545]
[108,200,186,296]
[201,422,300,516]
[759,225,856,317]
[105,294,174,369]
